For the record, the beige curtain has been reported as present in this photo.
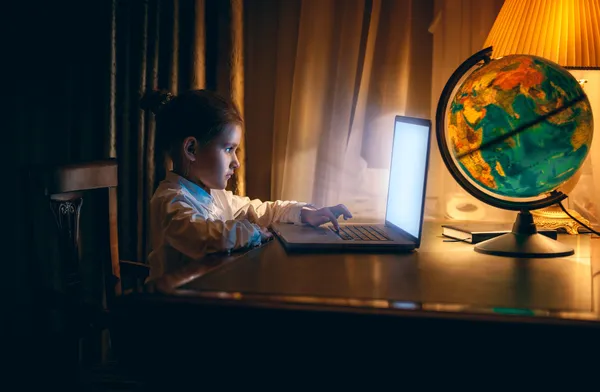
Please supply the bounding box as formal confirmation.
[112,0,246,262]
[428,0,509,222]
[269,0,434,222]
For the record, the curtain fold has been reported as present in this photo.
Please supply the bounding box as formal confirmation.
[112,0,245,262]
[270,0,434,220]
[227,0,246,197]
[269,0,302,201]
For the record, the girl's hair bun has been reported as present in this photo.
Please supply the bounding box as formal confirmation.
[140,89,175,115]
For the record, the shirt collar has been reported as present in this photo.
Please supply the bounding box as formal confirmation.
[165,171,213,203]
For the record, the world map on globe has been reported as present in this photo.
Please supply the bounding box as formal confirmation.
[447,54,593,198]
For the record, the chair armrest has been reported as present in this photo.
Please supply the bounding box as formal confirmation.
[120,260,150,279]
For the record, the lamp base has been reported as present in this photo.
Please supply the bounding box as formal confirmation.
[531,205,590,235]
[474,210,574,258]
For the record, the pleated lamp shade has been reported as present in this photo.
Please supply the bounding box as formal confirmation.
[484,0,600,69]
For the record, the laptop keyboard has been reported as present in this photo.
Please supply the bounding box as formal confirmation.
[331,225,392,241]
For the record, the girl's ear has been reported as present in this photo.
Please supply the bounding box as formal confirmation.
[182,137,198,162]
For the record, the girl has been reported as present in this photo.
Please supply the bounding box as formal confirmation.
[142,89,352,280]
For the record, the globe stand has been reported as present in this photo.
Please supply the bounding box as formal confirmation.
[475,210,574,258]
[435,47,590,259]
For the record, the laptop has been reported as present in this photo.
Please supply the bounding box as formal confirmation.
[271,115,432,252]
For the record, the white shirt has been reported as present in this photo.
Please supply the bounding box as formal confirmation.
[148,172,309,280]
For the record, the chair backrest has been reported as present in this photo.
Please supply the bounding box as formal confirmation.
[46,159,119,195]
[45,159,122,306]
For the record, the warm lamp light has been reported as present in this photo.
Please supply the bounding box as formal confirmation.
[484,0,600,70]
[484,0,600,234]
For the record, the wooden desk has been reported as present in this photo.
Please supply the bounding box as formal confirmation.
[113,221,600,386]
[152,221,600,326]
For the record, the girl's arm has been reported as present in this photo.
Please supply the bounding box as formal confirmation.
[228,192,314,227]
[162,199,263,258]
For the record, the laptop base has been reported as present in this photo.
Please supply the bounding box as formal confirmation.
[270,222,416,253]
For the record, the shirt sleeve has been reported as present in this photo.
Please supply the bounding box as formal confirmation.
[228,192,313,227]
[162,198,262,260]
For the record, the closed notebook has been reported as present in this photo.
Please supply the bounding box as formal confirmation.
[441,222,558,244]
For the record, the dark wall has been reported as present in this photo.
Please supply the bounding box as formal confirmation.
[8,0,114,382]
[10,2,111,299]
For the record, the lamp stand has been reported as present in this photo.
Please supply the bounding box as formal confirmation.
[531,205,591,235]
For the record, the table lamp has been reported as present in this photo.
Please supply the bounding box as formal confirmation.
[483,0,600,234]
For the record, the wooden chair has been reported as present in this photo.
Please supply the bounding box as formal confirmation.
[43,158,149,369]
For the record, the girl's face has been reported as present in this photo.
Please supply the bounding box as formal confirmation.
[187,124,242,190]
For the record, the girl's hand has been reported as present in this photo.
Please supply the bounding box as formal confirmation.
[259,226,273,243]
[300,204,353,231]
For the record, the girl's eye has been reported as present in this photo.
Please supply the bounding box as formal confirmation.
[225,147,233,153]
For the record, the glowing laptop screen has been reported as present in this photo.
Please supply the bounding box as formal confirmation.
[385,117,431,241]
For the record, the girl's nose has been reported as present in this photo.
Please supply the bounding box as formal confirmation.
[232,154,240,168]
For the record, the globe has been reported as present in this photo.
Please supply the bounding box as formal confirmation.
[436,47,594,257]
[447,53,593,199]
